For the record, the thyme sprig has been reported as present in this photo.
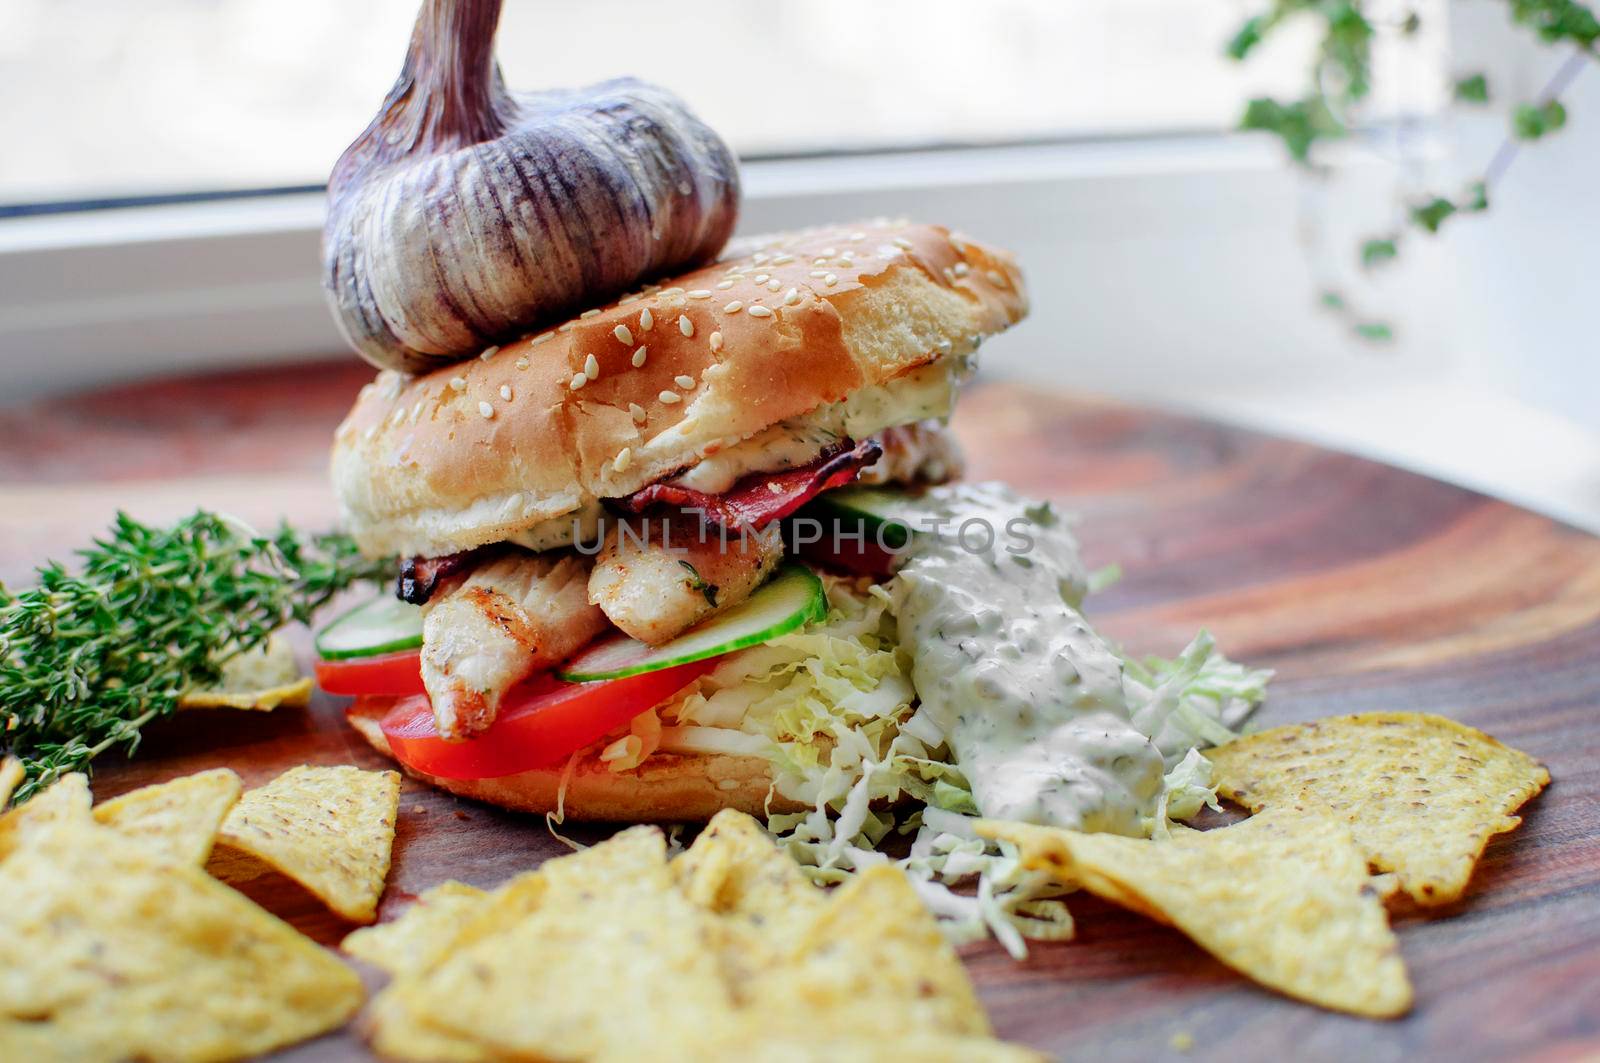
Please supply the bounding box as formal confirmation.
[0,511,390,803]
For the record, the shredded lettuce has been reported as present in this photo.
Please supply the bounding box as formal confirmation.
[1149,747,1224,839]
[1122,629,1273,766]
[650,573,1270,956]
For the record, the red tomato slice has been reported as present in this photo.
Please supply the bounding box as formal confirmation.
[315,649,425,697]
[377,656,721,780]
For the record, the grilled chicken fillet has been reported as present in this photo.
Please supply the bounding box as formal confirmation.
[421,552,607,739]
[588,517,785,645]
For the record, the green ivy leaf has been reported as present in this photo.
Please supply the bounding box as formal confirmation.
[1509,0,1600,48]
[1227,15,1268,60]
[1320,290,1347,311]
[1515,99,1569,139]
[1360,238,1399,269]
[1354,321,1395,342]
[1463,181,1490,212]
[1241,96,1346,164]
[1454,73,1490,103]
[1410,197,1458,234]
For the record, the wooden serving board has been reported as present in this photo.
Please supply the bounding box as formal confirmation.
[2,361,1597,1063]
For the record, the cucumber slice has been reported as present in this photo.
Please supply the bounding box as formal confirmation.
[315,595,425,660]
[806,486,923,548]
[557,563,827,682]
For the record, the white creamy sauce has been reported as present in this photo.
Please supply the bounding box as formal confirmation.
[669,355,966,493]
[891,483,1163,834]
[504,500,603,551]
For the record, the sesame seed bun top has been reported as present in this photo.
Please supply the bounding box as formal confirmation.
[331,219,1028,558]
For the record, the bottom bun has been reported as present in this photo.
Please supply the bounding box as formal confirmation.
[346,700,803,822]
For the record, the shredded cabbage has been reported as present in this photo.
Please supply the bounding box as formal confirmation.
[649,572,1270,955]
[1122,629,1274,766]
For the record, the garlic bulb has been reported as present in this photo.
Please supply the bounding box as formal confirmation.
[323,0,741,374]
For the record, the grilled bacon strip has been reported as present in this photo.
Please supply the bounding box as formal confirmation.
[617,437,883,530]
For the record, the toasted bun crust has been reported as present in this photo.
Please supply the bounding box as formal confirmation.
[347,701,803,822]
[332,220,1027,557]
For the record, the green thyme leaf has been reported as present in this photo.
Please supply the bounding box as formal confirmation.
[0,512,390,804]
[677,560,720,608]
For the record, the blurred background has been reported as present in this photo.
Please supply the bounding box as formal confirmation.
[1,0,1596,529]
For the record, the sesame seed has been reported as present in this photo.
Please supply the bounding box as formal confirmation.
[986,269,1008,287]
[619,294,639,305]
[783,287,801,306]
[514,357,530,370]
[747,305,774,318]
[558,322,574,333]
[613,446,633,473]
[643,284,662,293]
[678,315,694,337]
[723,300,744,313]
[752,253,769,265]
[480,345,499,361]
[893,237,914,250]
[771,253,795,265]
[580,308,601,319]
[953,261,970,277]
[631,346,648,368]
[500,384,513,401]
[754,273,769,284]
[824,273,838,286]
[614,324,633,346]
[531,332,552,345]
[449,376,467,392]
[478,401,495,419]
[809,270,828,278]
[584,353,600,379]
[821,247,836,256]
[674,374,695,389]
[688,289,712,299]
[765,279,781,292]
[715,280,735,290]
[709,331,724,352]
[629,402,647,424]
[639,308,654,331]
[569,373,587,391]
[659,390,682,404]
[813,257,828,266]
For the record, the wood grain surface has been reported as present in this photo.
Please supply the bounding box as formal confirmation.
[2,361,1596,1063]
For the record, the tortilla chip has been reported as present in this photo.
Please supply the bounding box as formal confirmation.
[980,807,1412,1018]
[1207,712,1550,906]
[92,768,242,866]
[675,810,827,984]
[0,772,91,860]
[743,863,994,1038]
[0,758,22,811]
[403,826,740,1060]
[0,818,362,1061]
[211,764,400,923]
[180,635,312,711]
[342,881,486,975]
